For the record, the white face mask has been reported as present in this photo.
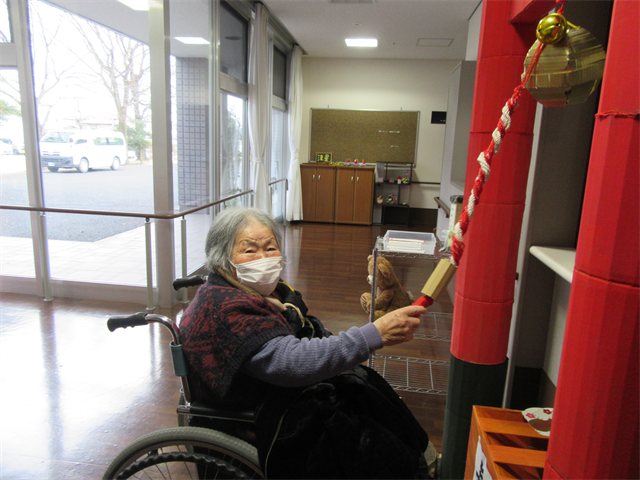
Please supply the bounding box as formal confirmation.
[233,256,283,296]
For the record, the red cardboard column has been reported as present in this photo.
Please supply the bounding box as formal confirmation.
[451,1,537,365]
[544,1,640,479]
[441,3,541,477]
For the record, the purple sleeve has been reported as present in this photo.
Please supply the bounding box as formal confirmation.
[240,323,384,387]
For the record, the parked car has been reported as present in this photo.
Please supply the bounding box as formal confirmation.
[0,138,22,154]
[0,141,13,155]
[40,130,127,173]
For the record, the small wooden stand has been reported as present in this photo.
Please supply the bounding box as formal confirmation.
[465,406,549,479]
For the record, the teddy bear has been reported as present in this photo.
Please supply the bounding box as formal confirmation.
[360,255,412,320]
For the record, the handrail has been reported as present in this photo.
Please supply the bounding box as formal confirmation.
[434,196,450,218]
[0,189,254,220]
[0,177,293,308]
[0,189,255,309]
[269,178,287,186]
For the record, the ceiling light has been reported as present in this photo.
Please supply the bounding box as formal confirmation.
[117,0,149,11]
[175,37,210,45]
[345,38,378,47]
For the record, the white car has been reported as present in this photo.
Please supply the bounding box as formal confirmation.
[40,130,127,173]
[0,142,13,155]
[0,138,20,154]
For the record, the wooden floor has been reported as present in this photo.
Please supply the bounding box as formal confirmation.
[0,222,453,479]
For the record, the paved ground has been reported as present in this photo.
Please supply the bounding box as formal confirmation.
[0,156,178,242]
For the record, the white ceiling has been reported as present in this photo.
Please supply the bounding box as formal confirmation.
[45,0,480,60]
[262,0,481,60]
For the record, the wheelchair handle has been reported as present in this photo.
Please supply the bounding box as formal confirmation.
[107,313,191,403]
[107,312,149,331]
[172,275,207,291]
[107,313,181,345]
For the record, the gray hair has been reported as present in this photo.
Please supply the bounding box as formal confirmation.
[204,207,283,273]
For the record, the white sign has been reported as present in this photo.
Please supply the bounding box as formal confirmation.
[474,436,493,480]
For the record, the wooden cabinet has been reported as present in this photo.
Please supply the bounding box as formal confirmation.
[334,167,374,225]
[300,164,336,223]
[301,164,374,224]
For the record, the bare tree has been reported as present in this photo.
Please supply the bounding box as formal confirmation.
[67,15,151,140]
[0,1,81,136]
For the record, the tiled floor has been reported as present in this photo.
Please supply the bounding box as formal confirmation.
[0,214,213,286]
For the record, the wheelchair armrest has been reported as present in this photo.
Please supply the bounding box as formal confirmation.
[179,400,256,424]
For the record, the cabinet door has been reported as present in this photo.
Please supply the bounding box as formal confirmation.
[300,165,317,221]
[334,168,356,224]
[314,167,336,222]
[353,168,374,225]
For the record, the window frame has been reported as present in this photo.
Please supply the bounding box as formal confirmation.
[219,1,250,203]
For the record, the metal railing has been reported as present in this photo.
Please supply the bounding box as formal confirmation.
[434,196,450,218]
[0,189,255,308]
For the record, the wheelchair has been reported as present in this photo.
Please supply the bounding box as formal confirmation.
[103,275,264,480]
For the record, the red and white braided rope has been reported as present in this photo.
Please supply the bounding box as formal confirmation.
[448,15,554,267]
[450,95,519,266]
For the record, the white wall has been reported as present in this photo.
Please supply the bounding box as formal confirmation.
[544,276,570,385]
[465,1,482,61]
[301,57,459,209]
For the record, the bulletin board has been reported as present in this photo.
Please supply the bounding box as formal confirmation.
[309,109,420,164]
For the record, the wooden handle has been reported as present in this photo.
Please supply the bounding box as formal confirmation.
[421,259,457,301]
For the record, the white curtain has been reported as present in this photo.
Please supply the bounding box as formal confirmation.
[286,45,304,221]
[248,4,271,214]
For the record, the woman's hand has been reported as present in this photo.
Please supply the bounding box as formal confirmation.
[373,305,426,347]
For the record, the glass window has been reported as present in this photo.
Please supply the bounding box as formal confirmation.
[272,46,287,99]
[29,0,154,286]
[0,69,34,278]
[220,2,247,83]
[220,93,245,203]
[270,107,286,219]
[0,0,10,42]
[270,107,286,182]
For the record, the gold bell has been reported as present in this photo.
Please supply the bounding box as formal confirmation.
[536,13,568,44]
[523,14,606,107]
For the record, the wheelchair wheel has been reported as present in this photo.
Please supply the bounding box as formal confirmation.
[103,426,263,479]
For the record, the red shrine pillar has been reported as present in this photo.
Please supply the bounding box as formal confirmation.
[543,1,640,478]
[440,1,539,477]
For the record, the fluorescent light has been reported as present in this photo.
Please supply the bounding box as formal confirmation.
[345,38,378,47]
[174,37,210,45]
[117,0,149,11]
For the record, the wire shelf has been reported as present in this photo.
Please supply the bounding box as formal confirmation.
[369,354,450,395]
[415,311,453,342]
[374,236,450,260]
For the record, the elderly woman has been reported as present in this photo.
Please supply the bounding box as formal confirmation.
[180,207,433,479]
